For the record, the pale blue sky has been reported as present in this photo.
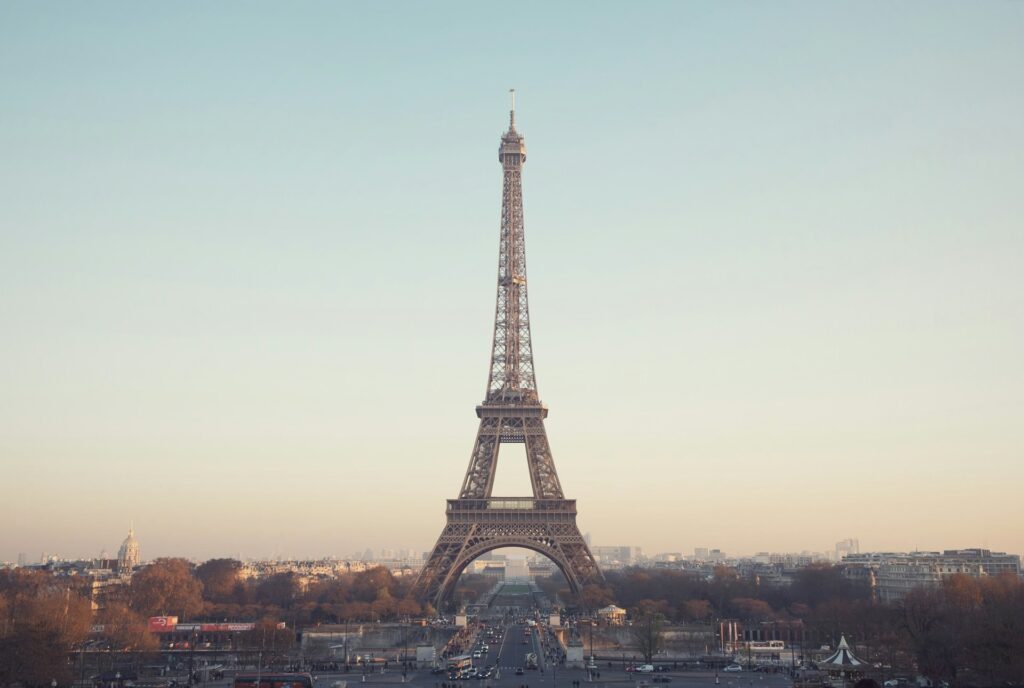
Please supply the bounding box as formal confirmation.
[1,2,1022,562]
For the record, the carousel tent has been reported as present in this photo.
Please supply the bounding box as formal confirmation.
[821,635,865,667]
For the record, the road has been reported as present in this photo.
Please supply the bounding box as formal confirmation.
[300,586,795,688]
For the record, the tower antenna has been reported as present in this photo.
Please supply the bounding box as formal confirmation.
[509,88,516,128]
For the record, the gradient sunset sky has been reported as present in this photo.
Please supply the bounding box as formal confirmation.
[1,2,1022,562]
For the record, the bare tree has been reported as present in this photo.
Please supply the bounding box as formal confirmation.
[630,611,665,663]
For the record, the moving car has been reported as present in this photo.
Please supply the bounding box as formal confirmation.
[637,665,656,674]
[723,665,743,673]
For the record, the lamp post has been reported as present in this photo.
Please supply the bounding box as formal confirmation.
[344,619,350,672]
[256,627,265,688]
[403,620,409,683]
[588,620,594,682]
[187,628,197,688]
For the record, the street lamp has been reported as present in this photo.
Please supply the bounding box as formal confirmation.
[403,619,409,683]
[187,628,197,688]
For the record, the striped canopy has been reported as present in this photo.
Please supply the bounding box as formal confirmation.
[821,636,865,667]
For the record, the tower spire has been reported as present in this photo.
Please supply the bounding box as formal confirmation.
[491,93,532,403]
[509,88,516,129]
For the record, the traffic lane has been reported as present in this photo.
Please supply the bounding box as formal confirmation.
[498,623,513,668]
[504,623,531,671]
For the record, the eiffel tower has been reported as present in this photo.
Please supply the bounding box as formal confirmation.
[415,93,603,609]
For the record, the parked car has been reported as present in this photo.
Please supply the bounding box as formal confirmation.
[723,665,743,673]
[637,665,656,673]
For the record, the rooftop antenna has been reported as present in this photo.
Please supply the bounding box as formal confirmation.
[509,88,516,128]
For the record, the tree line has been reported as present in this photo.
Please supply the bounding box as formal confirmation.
[0,559,432,685]
[4,560,1023,686]
[541,564,1023,686]
[130,558,431,624]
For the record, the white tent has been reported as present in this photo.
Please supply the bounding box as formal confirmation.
[821,636,865,668]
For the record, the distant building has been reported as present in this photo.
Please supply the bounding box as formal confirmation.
[834,538,859,561]
[506,559,530,579]
[117,527,140,572]
[843,549,1021,603]
[591,546,642,567]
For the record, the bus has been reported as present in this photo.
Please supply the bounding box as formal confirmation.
[233,673,315,688]
[446,655,474,671]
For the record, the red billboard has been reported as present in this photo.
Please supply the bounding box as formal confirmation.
[147,616,178,633]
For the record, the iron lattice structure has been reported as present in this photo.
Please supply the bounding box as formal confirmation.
[415,100,603,609]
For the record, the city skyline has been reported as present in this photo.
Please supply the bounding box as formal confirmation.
[7,525,1018,568]
[2,3,1023,563]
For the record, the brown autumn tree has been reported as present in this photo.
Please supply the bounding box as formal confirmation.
[255,572,300,609]
[730,597,773,621]
[635,598,671,617]
[680,599,711,621]
[900,586,958,681]
[239,616,294,651]
[0,579,92,686]
[396,597,422,618]
[580,584,614,611]
[351,567,397,602]
[898,573,1024,685]
[196,558,243,603]
[97,601,159,667]
[371,585,397,620]
[129,558,204,618]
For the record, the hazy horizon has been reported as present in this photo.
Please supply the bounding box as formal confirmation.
[2,2,1022,564]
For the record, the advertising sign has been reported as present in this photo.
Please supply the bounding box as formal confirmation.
[147,616,179,633]
[200,622,255,632]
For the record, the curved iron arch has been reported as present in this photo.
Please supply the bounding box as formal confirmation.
[436,537,582,608]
